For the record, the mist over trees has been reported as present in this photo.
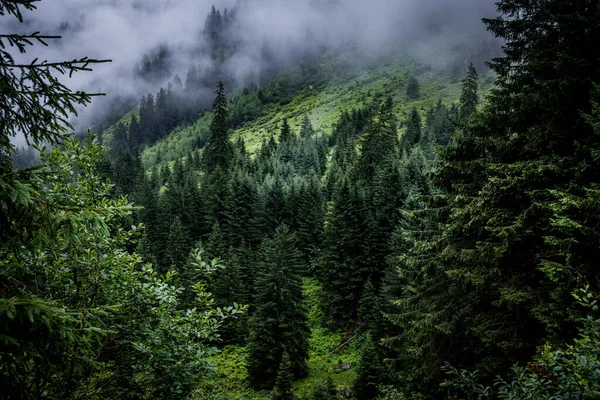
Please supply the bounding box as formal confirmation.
[3,0,600,399]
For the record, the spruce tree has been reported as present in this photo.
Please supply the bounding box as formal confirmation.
[400,108,422,152]
[128,114,140,149]
[203,81,232,172]
[247,225,309,389]
[294,174,324,264]
[320,178,371,328]
[272,352,294,400]
[261,175,290,233]
[353,336,382,400]
[109,123,129,161]
[165,216,191,273]
[300,115,315,138]
[459,63,479,122]
[355,104,398,182]
[406,76,420,100]
[386,0,600,394]
[224,171,260,249]
[279,118,293,144]
[202,166,231,232]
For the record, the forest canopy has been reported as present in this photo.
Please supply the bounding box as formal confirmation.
[2,0,600,399]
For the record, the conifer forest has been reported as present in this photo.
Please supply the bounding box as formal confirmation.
[2,0,600,399]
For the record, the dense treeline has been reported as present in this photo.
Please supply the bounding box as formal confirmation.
[4,0,600,399]
[103,66,458,397]
[105,0,600,398]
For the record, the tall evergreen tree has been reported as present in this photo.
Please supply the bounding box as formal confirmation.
[400,108,422,152]
[406,76,420,100]
[165,216,191,273]
[387,0,600,394]
[204,82,232,172]
[109,123,129,160]
[459,63,479,122]
[300,115,315,138]
[247,225,310,389]
[355,104,398,182]
[294,174,325,264]
[320,178,371,328]
[272,352,294,400]
[353,335,382,400]
[224,171,260,249]
[279,118,293,144]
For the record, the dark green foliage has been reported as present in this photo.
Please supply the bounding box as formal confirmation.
[224,171,261,249]
[247,225,309,389]
[443,290,600,399]
[459,63,479,122]
[165,216,191,272]
[204,82,233,172]
[406,76,420,100]
[272,352,294,400]
[112,149,141,196]
[294,174,325,264]
[261,175,291,232]
[400,107,422,152]
[355,104,398,182]
[139,93,157,145]
[357,280,380,337]
[424,99,455,147]
[202,166,231,231]
[320,178,371,328]
[109,123,129,160]
[386,0,600,395]
[229,91,263,128]
[279,118,293,144]
[300,115,315,138]
[353,336,382,400]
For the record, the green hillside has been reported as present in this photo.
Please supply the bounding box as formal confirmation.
[99,53,495,399]
[136,52,494,170]
[100,52,495,400]
[7,2,600,400]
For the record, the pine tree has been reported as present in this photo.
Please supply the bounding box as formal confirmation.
[400,108,422,152]
[459,63,479,122]
[128,114,140,149]
[320,178,371,328]
[406,76,420,100]
[139,93,156,144]
[224,171,260,249]
[353,336,382,400]
[424,100,454,147]
[204,82,232,172]
[272,352,294,400]
[356,280,382,337]
[300,115,315,138]
[261,175,290,233]
[355,104,398,182]
[202,166,231,231]
[386,0,600,394]
[294,174,324,264]
[109,123,129,160]
[279,118,293,144]
[165,216,191,273]
[112,149,141,196]
[247,225,309,389]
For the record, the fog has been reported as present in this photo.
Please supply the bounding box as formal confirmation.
[7,0,499,134]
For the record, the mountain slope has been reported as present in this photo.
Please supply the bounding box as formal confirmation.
[130,51,494,170]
